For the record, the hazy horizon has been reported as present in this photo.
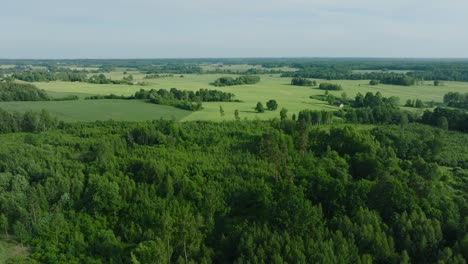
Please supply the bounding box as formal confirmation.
[2,0,468,59]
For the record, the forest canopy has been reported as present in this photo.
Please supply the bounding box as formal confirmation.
[0,107,466,263]
[0,82,50,101]
[212,75,260,86]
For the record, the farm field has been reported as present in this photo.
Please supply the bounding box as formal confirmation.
[0,99,190,122]
[1,73,467,122]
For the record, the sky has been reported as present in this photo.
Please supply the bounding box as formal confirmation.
[1,0,468,58]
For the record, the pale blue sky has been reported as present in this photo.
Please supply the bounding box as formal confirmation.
[1,0,467,58]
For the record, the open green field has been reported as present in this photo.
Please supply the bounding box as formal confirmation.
[1,73,467,122]
[0,100,190,122]
[0,239,30,264]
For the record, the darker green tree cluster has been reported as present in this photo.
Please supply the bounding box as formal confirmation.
[443,92,468,110]
[284,70,418,86]
[135,88,203,111]
[256,100,278,112]
[0,82,50,101]
[298,110,334,125]
[340,92,406,124]
[291,77,316,86]
[212,75,260,86]
[405,99,426,108]
[421,107,468,133]
[0,108,56,133]
[86,88,236,111]
[12,71,87,82]
[318,82,343,91]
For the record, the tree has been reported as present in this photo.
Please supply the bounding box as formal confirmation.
[280,108,288,120]
[405,99,414,107]
[234,109,240,120]
[354,93,364,107]
[437,116,448,130]
[255,102,265,113]
[219,105,225,117]
[369,80,379,85]
[415,99,425,108]
[434,80,440,86]
[341,92,348,101]
[266,100,278,111]
[400,112,408,129]
[0,214,8,236]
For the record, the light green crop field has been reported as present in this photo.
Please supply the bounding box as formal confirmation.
[0,100,190,122]
[1,73,467,122]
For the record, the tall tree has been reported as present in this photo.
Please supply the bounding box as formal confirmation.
[255,102,265,113]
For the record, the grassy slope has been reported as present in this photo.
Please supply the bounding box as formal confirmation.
[1,72,467,122]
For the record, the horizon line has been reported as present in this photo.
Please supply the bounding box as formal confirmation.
[1,56,468,61]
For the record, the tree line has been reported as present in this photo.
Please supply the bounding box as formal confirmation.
[10,71,142,86]
[291,77,317,86]
[86,88,237,111]
[443,92,468,110]
[212,75,260,86]
[0,108,57,133]
[283,70,417,86]
[12,71,88,82]
[0,82,50,101]
[421,107,468,133]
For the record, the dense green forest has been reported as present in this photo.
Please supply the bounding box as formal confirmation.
[211,76,261,86]
[444,92,468,110]
[283,71,417,86]
[12,71,88,83]
[0,82,50,101]
[0,108,466,263]
[318,83,343,91]
[290,77,317,87]
[10,71,140,86]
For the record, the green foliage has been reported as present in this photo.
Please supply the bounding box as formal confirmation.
[405,99,426,108]
[266,99,278,111]
[12,71,87,82]
[280,108,288,120]
[234,109,240,120]
[219,105,225,117]
[318,82,343,91]
[212,75,260,86]
[0,108,57,133]
[443,92,468,109]
[291,77,316,86]
[0,111,466,263]
[0,82,50,102]
[255,102,264,113]
[422,107,468,133]
[285,69,418,86]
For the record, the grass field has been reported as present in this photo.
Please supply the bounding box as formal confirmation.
[0,239,30,264]
[0,100,190,122]
[1,73,467,122]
